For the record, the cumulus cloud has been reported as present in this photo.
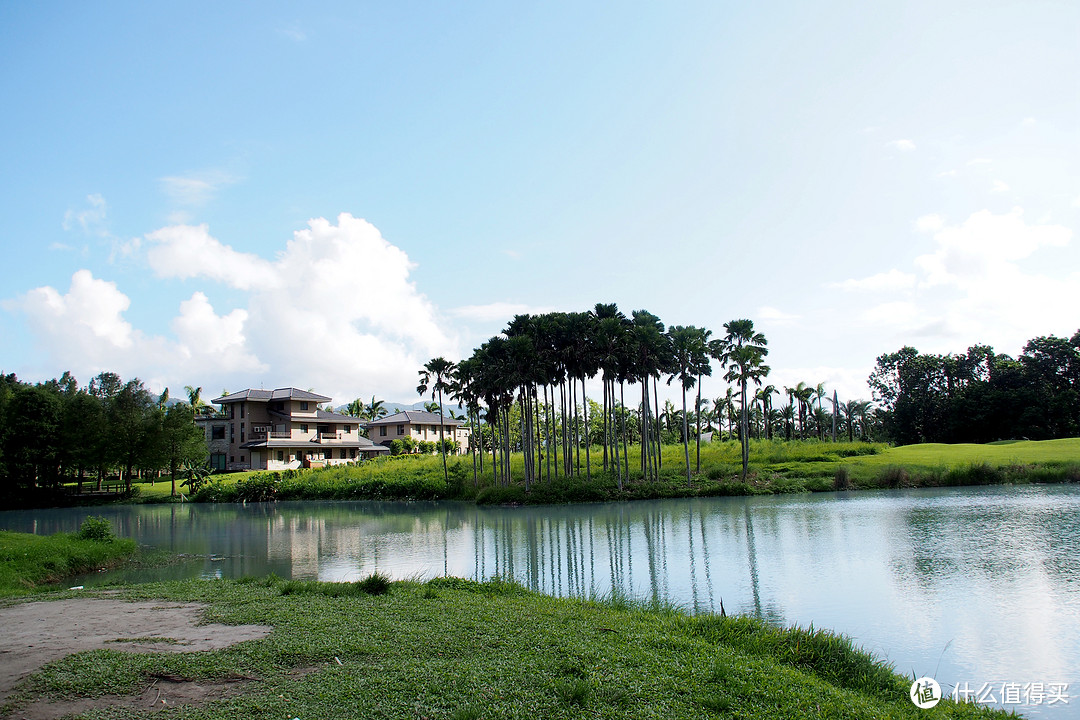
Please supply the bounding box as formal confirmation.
[146,224,275,290]
[830,269,917,292]
[829,208,1078,355]
[7,270,266,388]
[886,139,916,152]
[915,214,945,233]
[146,213,454,400]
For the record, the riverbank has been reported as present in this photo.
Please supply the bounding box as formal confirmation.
[1,574,1010,719]
[0,520,137,596]
[168,438,1080,506]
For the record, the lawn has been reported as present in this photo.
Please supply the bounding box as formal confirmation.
[1,575,1010,719]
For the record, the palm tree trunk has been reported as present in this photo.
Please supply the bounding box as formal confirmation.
[695,375,702,473]
[682,384,691,485]
[620,382,629,482]
[583,376,591,482]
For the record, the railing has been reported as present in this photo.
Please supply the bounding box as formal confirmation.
[317,431,342,442]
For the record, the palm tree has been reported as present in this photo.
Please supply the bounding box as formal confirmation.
[667,325,710,485]
[719,319,770,480]
[184,385,208,423]
[418,357,457,483]
[365,396,388,420]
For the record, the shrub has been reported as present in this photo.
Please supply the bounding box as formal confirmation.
[878,466,909,489]
[76,516,115,542]
[356,572,392,595]
[833,466,852,491]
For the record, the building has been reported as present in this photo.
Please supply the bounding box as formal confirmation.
[365,410,470,454]
[195,413,230,471]
[212,388,388,471]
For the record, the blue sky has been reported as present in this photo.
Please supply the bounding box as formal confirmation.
[2,1,1078,407]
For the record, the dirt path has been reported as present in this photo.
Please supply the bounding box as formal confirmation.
[0,598,272,703]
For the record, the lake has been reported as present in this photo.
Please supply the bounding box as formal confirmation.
[2,484,1077,717]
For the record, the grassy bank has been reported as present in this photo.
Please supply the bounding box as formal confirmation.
[2,575,1009,719]
[168,438,1080,506]
[0,518,137,596]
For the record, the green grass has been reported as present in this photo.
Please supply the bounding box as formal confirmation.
[1,576,1010,719]
[0,526,137,596]
[56,437,1080,508]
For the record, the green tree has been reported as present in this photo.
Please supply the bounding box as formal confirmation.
[719,319,770,481]
[418,357,457,484]
[159,403,208,496]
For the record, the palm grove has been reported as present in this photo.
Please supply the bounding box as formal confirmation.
[421,305,775,490]
[0,372,207,505]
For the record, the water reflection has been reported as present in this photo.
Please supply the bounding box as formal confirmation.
[2,485,1079,717]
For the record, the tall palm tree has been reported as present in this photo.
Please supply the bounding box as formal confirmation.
[184,385,207,423]
[366,396,388,420]
[719,319,770,480]
[418,357,457,483]
[667,325,710,485]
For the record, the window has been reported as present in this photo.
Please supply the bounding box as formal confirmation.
[240,455,245,462]
[210,453,226,470]
[301,424,308,433]
[340,449,347,459]
[230,424,235,442]
[230,455,235,462]
[350,449,357,458]
[240,423,245,442]
[397,424,405,435]
[380,426,387,437]
[240,404,245,419]
[211,426,225,440]
[300,401,309,411]
[277,451,284,462]
[344,426,351,434]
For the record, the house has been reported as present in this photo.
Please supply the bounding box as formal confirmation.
[212,388,389,471]
[195,413,230,471]
[365,411,470,454]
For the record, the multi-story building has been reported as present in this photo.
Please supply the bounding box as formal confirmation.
[195,413,230,471]
[213,388,388,471]
[365,410,470,454]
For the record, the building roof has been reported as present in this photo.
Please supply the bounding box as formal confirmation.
[365,410,464,427]
[239,436,389,452]
[213,388,331,404]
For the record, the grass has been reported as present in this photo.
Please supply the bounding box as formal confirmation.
[0,522,137,596]
[1,575,1011,719]
[54,437,1080,508]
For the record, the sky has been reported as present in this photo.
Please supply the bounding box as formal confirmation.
[2,1,1078,409]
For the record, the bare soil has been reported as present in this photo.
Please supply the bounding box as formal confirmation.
[0,597,272,718]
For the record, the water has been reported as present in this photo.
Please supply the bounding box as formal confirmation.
[3,485,1078,717]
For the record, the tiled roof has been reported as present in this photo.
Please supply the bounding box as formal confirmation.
[213,388,332,404]
[365,410,463,427]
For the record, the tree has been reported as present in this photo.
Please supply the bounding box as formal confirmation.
[719,320,769,481]
[667,325,711,485]
[158,404,208,496]
[418,357,457,484]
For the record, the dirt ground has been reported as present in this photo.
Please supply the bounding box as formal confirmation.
[0,597,272,718]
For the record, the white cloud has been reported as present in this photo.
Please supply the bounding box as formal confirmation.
[449,301,554,323]
[991,180,1010,193]
[146,213,456,401]
[936,170,958,178]
[146,224,275,290]
[886,139,916,152]
[830,269,917,292]
[757,306,800,323]
[63,194,108,235]
[915,214,945,233]
[7,271,266,389]
[914,207,1069,287]
[767,366,876,404]
[1074,195,1080,208]
[967,158,992,166]
[822,209,1079,361]
[1021,117,1036,126]
[159,170,240,206]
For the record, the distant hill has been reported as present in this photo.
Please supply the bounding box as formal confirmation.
[330,400,467,417]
